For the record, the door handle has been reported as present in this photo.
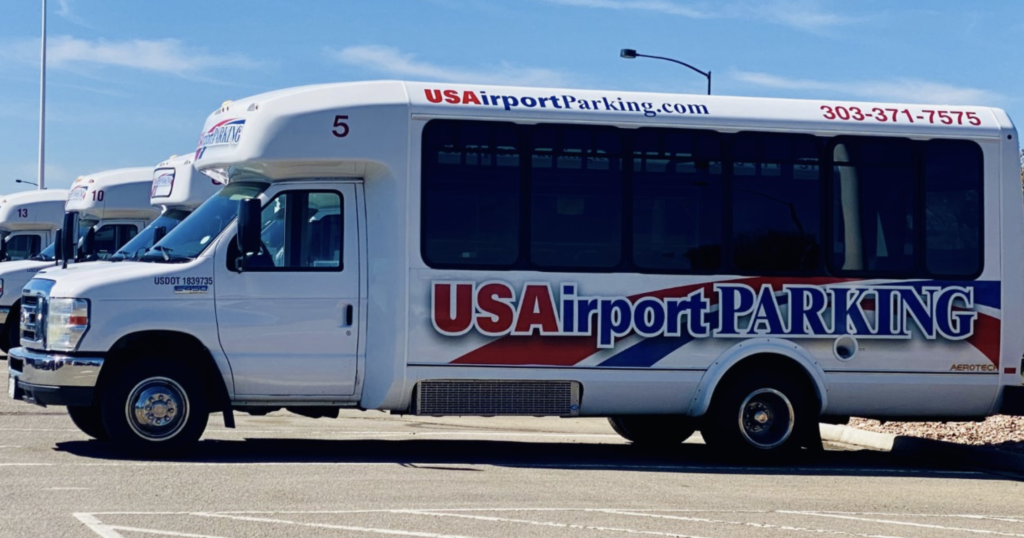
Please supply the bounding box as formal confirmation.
[345,304,353,326]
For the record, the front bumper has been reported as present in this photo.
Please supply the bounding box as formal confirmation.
[7,346,103,407]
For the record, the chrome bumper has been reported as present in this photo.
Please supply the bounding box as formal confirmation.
[8,346,103,388]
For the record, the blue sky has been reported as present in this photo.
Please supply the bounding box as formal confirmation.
[1,0,1021,192]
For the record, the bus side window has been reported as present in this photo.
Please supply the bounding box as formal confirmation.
[632,128,723,272]
[830,137,916,276]
[421,120,520,268]
[924,140,982,277]
[731,132,822,273]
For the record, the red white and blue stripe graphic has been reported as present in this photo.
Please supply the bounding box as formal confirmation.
[430,277,1000,369]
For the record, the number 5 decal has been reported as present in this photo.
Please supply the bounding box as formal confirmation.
[332,115,349,138]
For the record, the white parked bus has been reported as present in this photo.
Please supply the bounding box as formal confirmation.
[0,168,158,352]
[0,189,66,263]
[110,154,224,261]
[8,81,1024,456]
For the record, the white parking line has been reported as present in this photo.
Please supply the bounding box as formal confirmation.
[193,512,481,538]
[597,509,905,538]
[74,513,230,538]
[399,510,711,538]
[805,512,1024,523]
[74,509,1024,538]
[782,511,1024,537]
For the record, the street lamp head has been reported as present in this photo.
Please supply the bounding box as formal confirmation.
[620,48,638,59]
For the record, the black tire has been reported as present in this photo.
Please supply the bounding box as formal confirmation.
[0,305,19,355]
[701,368,815,457]
[68,405,108,440]
[99,360,208,456]
[609,415,696,447]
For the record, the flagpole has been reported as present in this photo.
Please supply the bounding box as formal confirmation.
[37,0,47,190]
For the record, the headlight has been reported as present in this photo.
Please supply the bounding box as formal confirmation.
[46,298,89,352]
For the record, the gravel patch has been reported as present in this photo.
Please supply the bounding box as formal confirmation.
[849,416,1024,454]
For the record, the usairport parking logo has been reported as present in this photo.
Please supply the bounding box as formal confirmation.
[195,118,245,160]
[431,281,978,348]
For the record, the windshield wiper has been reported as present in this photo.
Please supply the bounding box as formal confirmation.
[145,245,193,263]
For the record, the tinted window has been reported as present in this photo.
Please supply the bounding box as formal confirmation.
[530,125,622,269]
[732,132,821,273]
[632,128,722,271]
[925,140,982,276]
[243,191,343,271]
[421,121,520,267]
[93,224,138,260]
[830,137,916,275]
[6,235,40,261]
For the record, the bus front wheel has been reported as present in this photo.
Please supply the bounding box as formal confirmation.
[100,359,208,456]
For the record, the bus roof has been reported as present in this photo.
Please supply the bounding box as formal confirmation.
[193,80,1016,179]
[67,167,161,222]
[0,189,67,233]
[151,154,224,210]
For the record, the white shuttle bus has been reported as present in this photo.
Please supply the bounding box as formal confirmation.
[0,168,158,352]
[8,81,1024,456]
[0,189,66,263]
[110,155,223,262]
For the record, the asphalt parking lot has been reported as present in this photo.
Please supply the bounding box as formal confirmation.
[2,376,1023,537]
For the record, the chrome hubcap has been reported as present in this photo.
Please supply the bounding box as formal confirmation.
[738,388,794,450]
[126,377,189,441]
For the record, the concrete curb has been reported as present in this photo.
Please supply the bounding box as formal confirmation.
[820,423,1024,474]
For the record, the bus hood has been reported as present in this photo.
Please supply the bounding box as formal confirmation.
[0,259,55,305]
[37,260,213,302]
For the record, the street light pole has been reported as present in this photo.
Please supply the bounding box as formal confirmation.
[16,179,39,187]
[620,48,711,95]
[37,0,47,191]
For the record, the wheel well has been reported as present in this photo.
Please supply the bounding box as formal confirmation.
[713,353,822,411]
[98,331,230,413]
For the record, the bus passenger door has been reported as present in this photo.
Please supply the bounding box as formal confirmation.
[214,183,361,397]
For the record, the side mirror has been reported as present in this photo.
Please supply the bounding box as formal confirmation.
[60,212,78,268]
[78,226,96,261]
[152,226,168,244]
[0,237,8,262]
[53,229,63,265]
[234,198,262,271]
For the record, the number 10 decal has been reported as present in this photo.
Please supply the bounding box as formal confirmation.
[91,190,104,202]
[332,115,349,138]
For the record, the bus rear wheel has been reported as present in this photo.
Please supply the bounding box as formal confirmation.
[609,415,696,447]
[67,405,108,440]
[99,360,208,456]
[701,369,814,457]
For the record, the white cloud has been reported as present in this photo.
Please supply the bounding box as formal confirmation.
[51,0,95,28]
[326,45,570,87]
[732,71,1003,105]
[539,0,858,33]
[0,36,258,78]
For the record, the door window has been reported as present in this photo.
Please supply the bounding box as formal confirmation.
[239,191,343,271]
[5,235,41,261]
[93,224,139,259]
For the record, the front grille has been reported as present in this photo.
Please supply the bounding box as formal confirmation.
[20,279,54,350]
[20,295,43,344]
[416,380,580,416]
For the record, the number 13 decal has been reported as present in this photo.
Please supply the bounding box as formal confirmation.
[332,115,350,138]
